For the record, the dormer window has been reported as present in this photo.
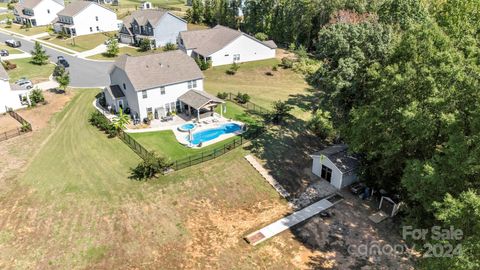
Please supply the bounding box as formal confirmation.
[95,16,98,21]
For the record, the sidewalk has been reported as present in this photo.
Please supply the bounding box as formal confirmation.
[2,52,31,60]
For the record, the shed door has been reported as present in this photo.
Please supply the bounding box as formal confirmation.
[321,165,332,182]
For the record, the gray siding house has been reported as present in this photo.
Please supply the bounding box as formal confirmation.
[119,9,187,48]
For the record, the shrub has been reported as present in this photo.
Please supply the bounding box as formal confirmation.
[130,152,173,180]
[2,60,17,70]
[53,64,65,77]
[281,57,294,69]
[194,57,212,70]
[272,65,278,71]
[217,92,229,100]
[29,88,45,105]
[89,111,110,132]
[292,57,322,76]
[270,100,293,124]
[163,42,177,51]
[99,94,106,107]
[138,38,153,52]
[307,110,336,141]
[254,32,268,41]
[226,62,240,75]
[234,92,250,104]
[143,117,151,125]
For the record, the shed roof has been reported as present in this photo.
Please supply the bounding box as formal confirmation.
[312,144,359,174]
[178,90,224,110]
[111,50,204,91]
[179,25,277,56]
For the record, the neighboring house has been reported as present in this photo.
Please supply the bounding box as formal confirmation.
[0,65,31,114]
[310,144,359,189]
[119,9,187,48]
[53,1,119,37]
[178,25,277,66]
[104,50,210,121]
[13,0,64,27]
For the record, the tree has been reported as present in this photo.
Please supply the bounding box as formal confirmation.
[30,41,49,65]
[270,100,293,124]
[29,88,45,106]
[56,70,70,93]
[378,0,428,30]
[131,152,173,180]
[53,64,65,78]
[190,0,204,23]
[110,109,130,132]
[106,38,119,57]
[138,38,152,52]
[254,32,268,41]
[163,42,177,51]
[307,110,335,140]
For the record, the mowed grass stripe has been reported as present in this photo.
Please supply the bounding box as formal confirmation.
[21,89,142,201]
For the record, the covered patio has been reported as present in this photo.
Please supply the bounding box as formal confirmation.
[178,90,226,122]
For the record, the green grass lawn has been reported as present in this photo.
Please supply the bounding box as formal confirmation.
[204,59,309,109]
[87,46,162,60]
[0,43,23,54]
[0,88,295,268]
[0,23,49,36]
[6,58,54,83]
[41,32,116,52]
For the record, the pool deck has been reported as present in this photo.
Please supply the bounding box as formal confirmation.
[125,114,245,149]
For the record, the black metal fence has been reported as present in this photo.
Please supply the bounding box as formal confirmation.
[0,108,33,143]
[117,129,151,160]
[226,92,271,115]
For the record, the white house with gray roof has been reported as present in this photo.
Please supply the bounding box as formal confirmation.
[310,144,359,189]
[179,25,277,66]
[103,50,211,121]
[119,9,187,48]
[53,1,119,37]
[14,0,64,26]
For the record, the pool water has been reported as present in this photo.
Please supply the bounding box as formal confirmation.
[179,123,197,132]
[187,123,242,145]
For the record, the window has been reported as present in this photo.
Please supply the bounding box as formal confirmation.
[188,80,197,89]
[89,27,93,32]
[123,83,126,90]
[233,54,240,62]
[170,102,176,112]
[321,165,332,182]
[96,26,99,31]
[165,103,170,113]
[146,107,153,117]
[160,87,165,95]
[95,16,98,21]
[142,90,147,99]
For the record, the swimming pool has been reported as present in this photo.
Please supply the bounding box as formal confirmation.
[178,123,197,132]
[187,123,242,145]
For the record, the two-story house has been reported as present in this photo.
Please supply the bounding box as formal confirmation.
[53,1,119,37]
[179,25,277,66]
[119,9,187,48]
[103,50,206,121]
[0,65,32,113]
[14,0,64,27]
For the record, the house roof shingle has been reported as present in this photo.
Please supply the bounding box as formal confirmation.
[112,50,204,91]
[179,25,277,56]
[57,1,109,17]
[178,90,224,110]
[121,9,185,31]
[312,144,359,174]
[18,0,43,9]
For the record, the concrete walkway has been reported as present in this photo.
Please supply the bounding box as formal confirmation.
[245,154,290,198]
[245,194,343,246]
[2,52,31,60]
[35,79,59,91]
[74,43,130,58]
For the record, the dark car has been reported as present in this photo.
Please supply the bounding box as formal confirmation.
[0,49,9,56]
[5,39,21,48]
[57,56,69,68]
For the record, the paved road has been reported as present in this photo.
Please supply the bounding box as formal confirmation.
[0,31,112,88]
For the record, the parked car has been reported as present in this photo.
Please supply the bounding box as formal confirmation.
[350,182,366,195]
[5,39,21,48]
[57,56,69,68]
[15,78,33,89]
[0,49,9,56]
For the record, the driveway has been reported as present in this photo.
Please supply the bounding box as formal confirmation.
[0,31,112,88]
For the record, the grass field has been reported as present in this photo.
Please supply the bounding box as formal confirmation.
[0,89,302,269]
[87,46,162,60]
[204,59,309,112]
[41,32,116,52]
[0,23,49,36]
[6,58,54,83]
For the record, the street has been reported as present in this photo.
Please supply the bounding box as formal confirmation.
[0,31,112,88]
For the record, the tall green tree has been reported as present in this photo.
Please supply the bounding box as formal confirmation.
[56,70,70,93]
[30,41,49,65]
[106,38,119,57]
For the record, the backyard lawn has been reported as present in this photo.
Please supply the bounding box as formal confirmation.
[6,58,54,83]
[40,32,116,52]
[204,59,310,112]
[0,88,300,269]
[0,24,49,36]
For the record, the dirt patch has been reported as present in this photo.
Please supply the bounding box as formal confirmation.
[0,114,20,133]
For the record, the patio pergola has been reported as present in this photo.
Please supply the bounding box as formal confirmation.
[178,90,226,121]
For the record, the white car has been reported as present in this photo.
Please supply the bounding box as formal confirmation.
[15,78,33,89]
